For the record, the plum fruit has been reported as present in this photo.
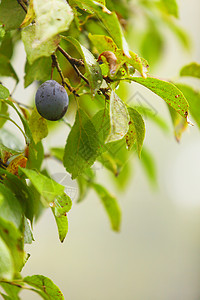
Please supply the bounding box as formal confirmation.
[35,80,69,121]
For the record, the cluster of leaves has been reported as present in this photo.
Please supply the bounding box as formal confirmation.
[0,0,199,299]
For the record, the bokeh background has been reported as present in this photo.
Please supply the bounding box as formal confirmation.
[3,0,200,299]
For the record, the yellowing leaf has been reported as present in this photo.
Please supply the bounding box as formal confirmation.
[29,108,48,144]
[89,34,148,77]
[7,155,27,176]
[129,77,189,119]
[22,24,60,64]
[20,0,36,28]
[33,0,73,43]
[125,107,145,157]
[106,91,130,143]
[180,62,200,79]
[175,83,200,129]
[70,0,129,54]
[0,236,14,280]
[160,0,179,18]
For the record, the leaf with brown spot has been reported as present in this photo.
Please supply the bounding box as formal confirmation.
[98,51,118,75]
[89,34,148,77]
[125,107,145,157]
[7,155,27,176]
[23,275,64,299]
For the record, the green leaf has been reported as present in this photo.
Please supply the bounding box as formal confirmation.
[62,36,102,94]
[70,0,129,54]
[111,160,131,191]
[76,176,88,203]
[50,147,64,161]
[0,0,26,30]
[140,22,164,67]
[0,184,22,228]
[52,194,72,242]
[54,194,72,216]
[134,106,169,133]
[0,218,25,273]
[21,24,60,64]
[0,169,34,223]
[23,217,34,244]
[168,105,188,142]
[91,183,121,231]
[95,0,105,5]
[20,167,72,240]
[23,275,64,300]
[91,108,110,150]
[0,32,14,60]
[52,211,68,243]
[100,138,128,176]
[76,168,95,203]
[19,168,65,205]
[0,25,5,42]
[125,107,145,157]
[165,18,190,50]
[33,0,73,43]
[0,237,14,280]
[0,54,18,82]
[0,85,9,100]
[127,77,189,119]
[175,83,200,129]
[29,108,48,144]
[0,293,13,300]
[0,102,9,128]
[180,62,200,79]
[106,91,130,143]
[63,109,101,179]
[141,147,157,187]
[0,129,23,152]
[26,141,44,171]
[160,0,179,18]
[0,282,20,300]
[24,57,51,88]
[89,34,148,77]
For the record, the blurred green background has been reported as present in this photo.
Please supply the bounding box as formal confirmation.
[3,0,200,299]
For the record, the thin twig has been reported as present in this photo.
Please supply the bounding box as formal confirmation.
[57,45,84,67]
[61,118,72,128]
[17,0,28,13]
[73,64,89,85]
[58,46,112,100]
[10,98,33,110]
[57,46,89,85]
[51,54,79,97]
[0,115,27,143]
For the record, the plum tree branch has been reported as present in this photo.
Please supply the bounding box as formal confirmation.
[9,97,33,110]
[57,45,89,85]
[51,54,79,97]
[57,45,84,67]
[57,46,113,99]
[17,0,28,13]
